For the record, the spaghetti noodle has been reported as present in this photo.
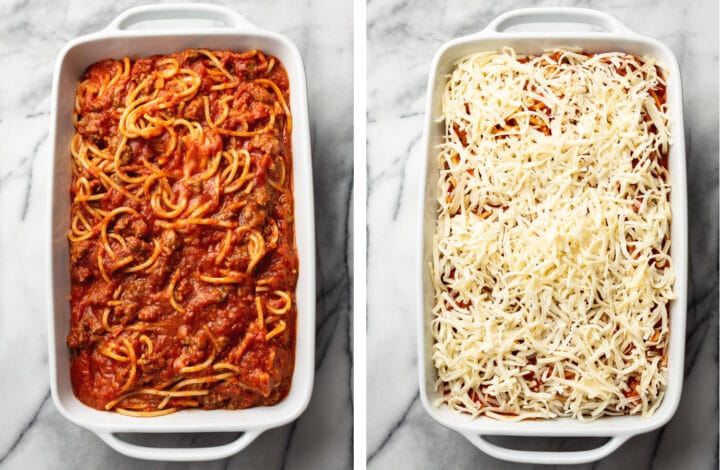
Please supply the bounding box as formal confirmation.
[67,49,298,415]
[431,48,673,421]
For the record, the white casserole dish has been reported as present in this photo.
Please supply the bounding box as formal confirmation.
[46,3,315,462]
[417,8,687,465]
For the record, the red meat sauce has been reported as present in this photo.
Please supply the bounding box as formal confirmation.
[67,49,298,412]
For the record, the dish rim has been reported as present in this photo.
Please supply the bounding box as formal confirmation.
[46,4,316,439]
[416,8,688,441]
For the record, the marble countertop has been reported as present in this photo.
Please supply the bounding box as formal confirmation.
[0,0,352,468]
[367,1,718,469]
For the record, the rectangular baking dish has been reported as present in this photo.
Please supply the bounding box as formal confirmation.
[417,7,687,465]
[46,3,315,462]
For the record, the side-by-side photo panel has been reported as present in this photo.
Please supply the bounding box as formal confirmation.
[367,1,718,468]
[2,0,719,468]
[2,0,352,468]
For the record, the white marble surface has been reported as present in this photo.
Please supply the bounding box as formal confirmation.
[0,0,352,468]
[367,1,718,469]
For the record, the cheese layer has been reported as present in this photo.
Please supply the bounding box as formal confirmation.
[432,48,674,421]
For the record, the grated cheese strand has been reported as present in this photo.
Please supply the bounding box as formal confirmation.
[431,48,674,421]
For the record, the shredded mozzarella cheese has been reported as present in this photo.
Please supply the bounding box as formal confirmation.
[431,48,674,421]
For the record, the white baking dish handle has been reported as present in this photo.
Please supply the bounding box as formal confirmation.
[106,3,261,33]
[94,429,263,462]
[462,433,630,465]
[483,7,636,36]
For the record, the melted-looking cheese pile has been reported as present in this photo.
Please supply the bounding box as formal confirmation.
[431,48,674,421]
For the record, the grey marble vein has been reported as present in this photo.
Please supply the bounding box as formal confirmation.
[0,0,352,469]
[0,391,50,466]
[367,1,718,469]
